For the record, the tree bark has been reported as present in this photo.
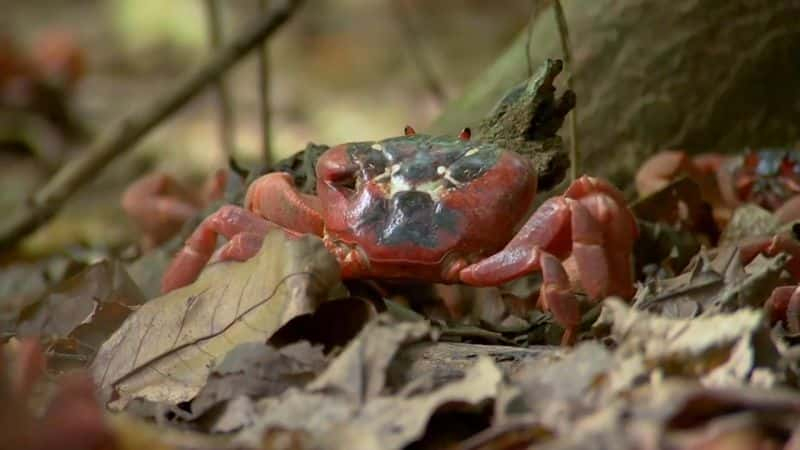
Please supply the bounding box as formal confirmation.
[431,0,800,185]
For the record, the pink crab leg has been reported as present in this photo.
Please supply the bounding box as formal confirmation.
[162,173,325,293]
[775,196,800,223]
[216,232,269,262]
[568,192,637,299]
[765,285,800,333]
[539,252,580,345]
[458,196,572,286]
[244,172,324,236]
[567,198,611,299]
[161,205,277,293]
[121,172,201,247]
[739,233,800,280]
[635,151,698,197]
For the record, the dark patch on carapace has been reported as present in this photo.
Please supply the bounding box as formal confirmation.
[378,190,460,248]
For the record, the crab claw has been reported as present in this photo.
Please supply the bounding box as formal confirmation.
[161,172,324,293]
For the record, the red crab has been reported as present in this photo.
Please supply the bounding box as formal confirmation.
[741,232,800,334]
[636,148,800,226]
[122,169,227,249]
[162,127,639,344]
[1,31,85,111]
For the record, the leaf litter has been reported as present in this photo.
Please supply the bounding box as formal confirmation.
[9,151,800,449]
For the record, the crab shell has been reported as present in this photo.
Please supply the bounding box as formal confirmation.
[315,134,538,281]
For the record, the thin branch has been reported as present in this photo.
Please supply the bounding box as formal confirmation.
[552,0,579,182]
[204,0,238,162]
[257,0,273,166]
[0,0,304,250]
[526,1,536,77]
[391,0,447,105]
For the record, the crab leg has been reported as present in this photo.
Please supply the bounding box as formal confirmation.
[458,196,572,286]
[121,172,202,247]
[568,194,637,299]
[459,176,636,341]
[765,285,800,333]
[161,172,325,293]
[244,172,324,236]
[161,205,276,293]
[739,233,800,280]
[540,252,580,345]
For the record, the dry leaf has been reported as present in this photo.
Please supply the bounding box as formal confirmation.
[185,340,328,428]
[719,203,780,246]
[307,316,431,402]
[90,231,342,409]
[15,260,146,371]
[633,246,789,317]
[597,299,779,384]
[510,341,613,429]
[235,317,506,450]
[238,356,502,450]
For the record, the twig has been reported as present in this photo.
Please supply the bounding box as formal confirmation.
[391,0,447,105]
[526,1,536,77]
[204,0,238,162]
[257,0,273,166]
[552,0,579,182]
[0,0,304,250]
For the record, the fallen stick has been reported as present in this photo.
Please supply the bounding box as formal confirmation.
[0,0,304,250]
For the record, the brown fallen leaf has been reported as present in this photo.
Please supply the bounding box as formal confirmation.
[597,299,781,385]
[509,341,612,429]
[633,246,789,318]
[307,316,431,402]
[15,259,146,371]
[238,355,501,450]
[0,255,84,337]
[90,230,343,410]
[186,340,328,429]
[235,317,507,450]
[719,203,780,246]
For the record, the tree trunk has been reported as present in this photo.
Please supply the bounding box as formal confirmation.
[431,0,800,186]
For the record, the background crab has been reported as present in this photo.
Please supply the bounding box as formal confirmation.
[636,148,800,226]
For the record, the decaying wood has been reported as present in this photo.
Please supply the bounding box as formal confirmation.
[388,341,559,387]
